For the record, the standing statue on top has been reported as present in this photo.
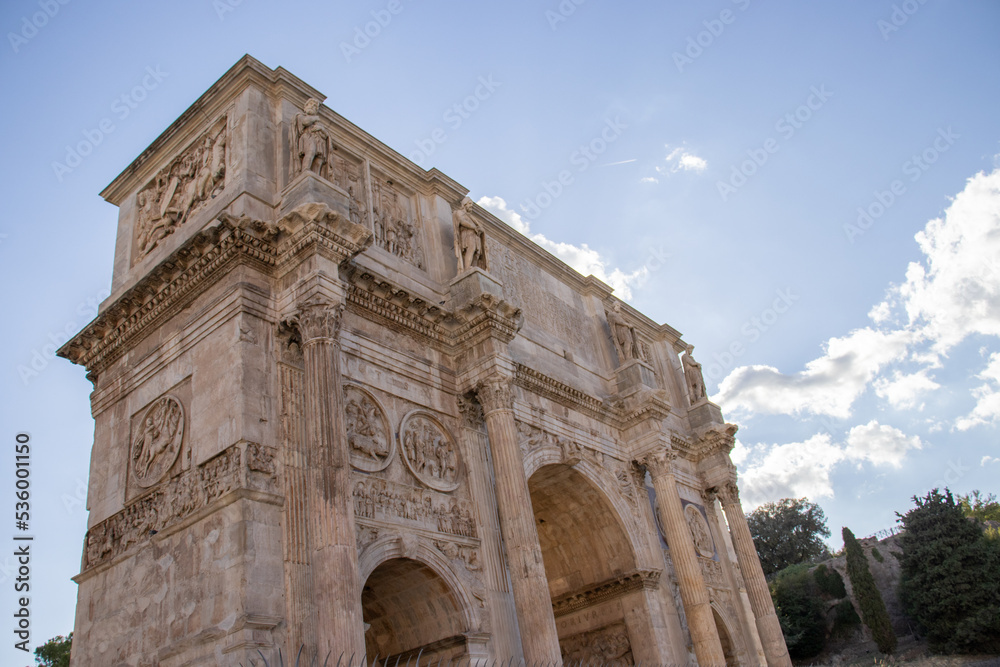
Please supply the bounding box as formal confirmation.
[607,302,641,364]
[682,344,707,404]
[293,97,330,177]
[453,196,486,271]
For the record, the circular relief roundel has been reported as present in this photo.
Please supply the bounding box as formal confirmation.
[398,410,461,492]
[131,395,185,488]
[344,384,394,472]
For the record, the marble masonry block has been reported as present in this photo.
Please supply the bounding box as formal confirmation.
[279,169,351,219]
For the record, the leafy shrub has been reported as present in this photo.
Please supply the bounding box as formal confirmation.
[813,563,847,599]
[770,564,827,659]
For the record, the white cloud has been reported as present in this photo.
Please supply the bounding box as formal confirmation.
[640,176,659,184]
[651,144,708,178]
[844,420,923,468]
[716,168,1000,422]
[477,196,648,300]
[887,169,1000,354]
[714,327,914,418]
[956,352,1000,430]
[737,421,922,507]
[736,434,846,507]
[874,369,940,410]
[981,455,1000,467]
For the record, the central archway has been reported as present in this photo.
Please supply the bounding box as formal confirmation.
[528,463,640,662]
[361,557,467,662]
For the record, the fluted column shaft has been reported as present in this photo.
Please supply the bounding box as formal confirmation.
[295,298,365,657]
[476,376,562,663]
[718,483,791,667]
[643,451,726,666]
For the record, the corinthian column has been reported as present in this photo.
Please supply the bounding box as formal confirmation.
[717,482,791,667]
[475,375,562,662]
[642,450,726,666]
[287,297,365,656]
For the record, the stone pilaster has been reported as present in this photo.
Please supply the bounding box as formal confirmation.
[287,296,365,656]
[717,481,792,667]
[641,450,726,666]
[475,374,562,663]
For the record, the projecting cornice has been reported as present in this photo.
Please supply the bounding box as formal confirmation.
[57,215,280,377]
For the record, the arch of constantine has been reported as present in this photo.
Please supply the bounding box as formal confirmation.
[58,56,791,666]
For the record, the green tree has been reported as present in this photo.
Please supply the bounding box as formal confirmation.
[957,489,1000,522]
[843,527,896,654]
[897,489,1000,653]
[770,564,827,659]
[33,633,71,667]
[747,498,832,576]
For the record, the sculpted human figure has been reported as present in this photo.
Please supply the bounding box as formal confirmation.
[453,196,485,271]
[607,302,640,363]
[294,98,330,176]
[195,126,226,200]
[683,344,707,403]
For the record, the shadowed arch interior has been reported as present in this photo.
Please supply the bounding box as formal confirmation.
[361,557,467,660]
[528,463,637,598]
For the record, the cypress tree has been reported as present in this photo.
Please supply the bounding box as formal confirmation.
[897,489,1000,653]
[843,526,897,654]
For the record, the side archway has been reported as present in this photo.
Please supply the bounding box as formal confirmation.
[359,536,482,661]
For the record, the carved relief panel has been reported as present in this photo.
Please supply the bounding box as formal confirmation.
[344,383,393,472]
[132,115,228,264]
[130,395,184,489]
[399,410,461,492]
[559,621,633,663]
[682,502,717,559]
[127,379,192,499]
[371,173,424,269]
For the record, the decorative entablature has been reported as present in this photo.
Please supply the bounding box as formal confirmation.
[551,569,661,617]
[57,215,280,378]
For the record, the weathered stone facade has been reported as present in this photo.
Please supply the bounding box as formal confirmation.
[59,56,790,666]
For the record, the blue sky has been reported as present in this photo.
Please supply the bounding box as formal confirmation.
[1,0,998,657]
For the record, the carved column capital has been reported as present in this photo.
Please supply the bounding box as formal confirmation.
[638,448,677,479]
[285,297,344,345]
[716,480,741,507]
[700,487,719,507]
[475,375,514,415]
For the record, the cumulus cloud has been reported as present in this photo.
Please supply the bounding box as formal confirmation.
[874,369,940,411]
[477,196,648,300]
[737,434,846,507]
[737,421,923,507]
[844,420,923,468]
[956,352,1000,430]
[714,327,914,418]
[715,168,1000,421]
[889,169,1000,355]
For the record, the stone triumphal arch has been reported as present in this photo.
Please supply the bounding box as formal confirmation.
[58,56,790,666]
